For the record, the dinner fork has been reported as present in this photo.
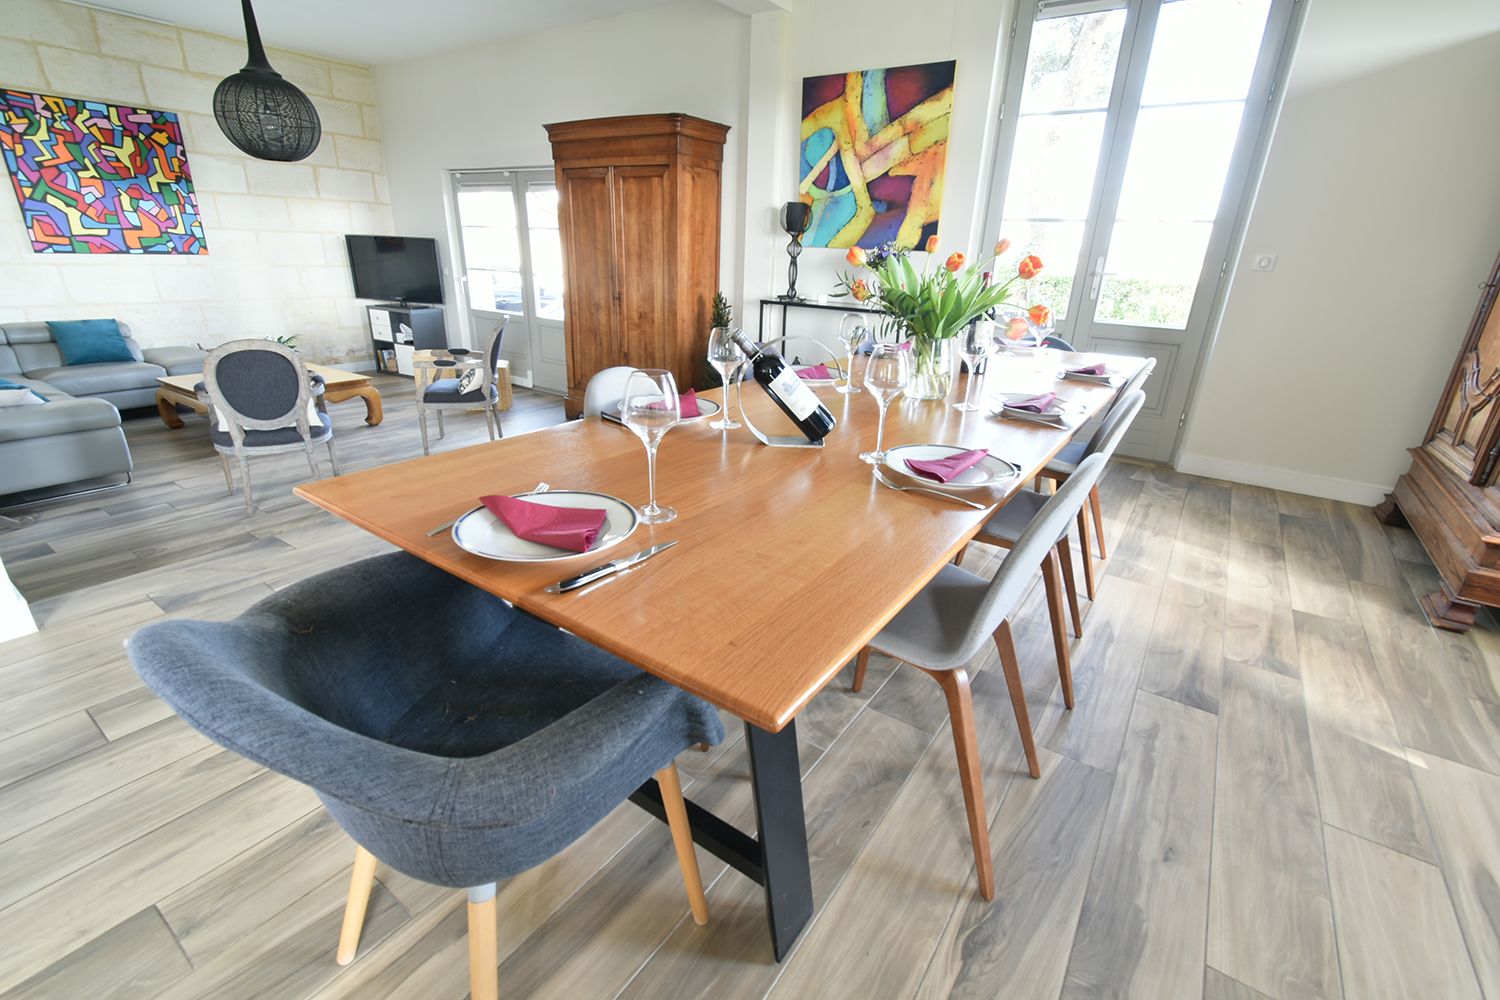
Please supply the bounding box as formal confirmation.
[428,482,550,536]
[872,469,988,509]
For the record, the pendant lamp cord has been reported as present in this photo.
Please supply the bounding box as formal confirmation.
[239,0,276,72]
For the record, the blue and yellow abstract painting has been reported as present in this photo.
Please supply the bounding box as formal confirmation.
[799,61,954,250]
[0,90,207,254]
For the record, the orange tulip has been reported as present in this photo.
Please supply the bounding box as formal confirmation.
[994,238,1011,257]
[945,252,965,272]
[1004,317,1031,340]
[926,235,940,253]
[1017,254,1043,279]
[846,246,867,268]
[1028,304,1051,326]
[851,278,872,302]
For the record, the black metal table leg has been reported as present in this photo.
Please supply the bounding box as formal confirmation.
[745,719,813,961]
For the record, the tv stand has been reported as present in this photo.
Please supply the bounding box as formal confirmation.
[368,304,446,377]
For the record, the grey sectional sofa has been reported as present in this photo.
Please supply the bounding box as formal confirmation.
[0,321,206,498]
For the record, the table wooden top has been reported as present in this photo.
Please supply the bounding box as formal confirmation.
[295,352,1139,731]
[156,363,370,392]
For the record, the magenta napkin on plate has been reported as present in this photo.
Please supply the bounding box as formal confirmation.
[906,449,989,483]
[1067,363,1107,375]
[1004,392,1057,413]
[481,495,606,553]
[645,388,700,417]
[796,364,832,380]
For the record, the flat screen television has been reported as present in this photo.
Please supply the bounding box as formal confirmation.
[345,235,444,304]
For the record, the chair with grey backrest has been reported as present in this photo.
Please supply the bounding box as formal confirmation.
[850,453,1107,901]
[418,321,506,456]
[201,339,338,514]
[583,366,637,419]
[126,550,722,1000]
[1038,358,1156,569]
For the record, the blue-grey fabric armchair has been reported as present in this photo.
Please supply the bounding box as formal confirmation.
[418,321,506,455]
[127,550,722,1000]
[200,339,338,513]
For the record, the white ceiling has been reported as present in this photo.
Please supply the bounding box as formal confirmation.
[67,0,694,65]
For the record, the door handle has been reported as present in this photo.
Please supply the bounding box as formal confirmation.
[1089,256,1106,300]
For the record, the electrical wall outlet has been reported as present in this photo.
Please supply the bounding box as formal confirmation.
[1252,253,1277,271]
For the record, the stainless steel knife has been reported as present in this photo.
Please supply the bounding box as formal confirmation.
[545,541,678,593]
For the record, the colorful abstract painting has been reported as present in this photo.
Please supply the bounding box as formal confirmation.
[799,61,954,250]
[0,91,207,254]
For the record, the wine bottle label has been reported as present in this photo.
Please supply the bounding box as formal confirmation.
[768,368,821,421]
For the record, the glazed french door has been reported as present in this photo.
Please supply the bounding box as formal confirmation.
[451,169,568,393]
[986,0,1300,460]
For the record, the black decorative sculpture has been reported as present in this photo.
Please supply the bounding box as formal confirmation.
[213,0,321,162]
[779,201,811,301]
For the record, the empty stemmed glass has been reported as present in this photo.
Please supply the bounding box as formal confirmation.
[707,326,745,430]
[836,314,870,394]
[859,344,910,464]
[620,369,680,523]
[954,320,994,411]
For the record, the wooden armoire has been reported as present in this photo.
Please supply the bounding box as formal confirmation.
[1378,247,1500,631]
[545,114,729,418]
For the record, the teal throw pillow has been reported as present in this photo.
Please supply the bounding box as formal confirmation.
[47,319,135,366]
[0,375,46,405]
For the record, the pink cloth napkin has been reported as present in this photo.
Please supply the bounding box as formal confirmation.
[894,341,913,352]
[1067,362,1107,375]
[1005,392,1057,413]
[796,364,832,380]
[645,388,700,417]
[906,449,989,483]
[480,495,606,553]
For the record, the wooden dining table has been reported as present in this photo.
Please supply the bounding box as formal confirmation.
[294,350,1141,961]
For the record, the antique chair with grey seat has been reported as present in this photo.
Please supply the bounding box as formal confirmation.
[1037,358,1156,572]
[127,550,722,1000]
[582,366,637,418]
[200,339,338,513]
[417,321,506,455]
[850,454,1107,901]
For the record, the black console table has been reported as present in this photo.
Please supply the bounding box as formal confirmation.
[757,298,881,341]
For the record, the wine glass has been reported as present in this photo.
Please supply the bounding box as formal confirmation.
[859,344,910,464]
[836,314,870,394]
[620,369,680,523]
[954,320,994,411]
[707,327,745,430]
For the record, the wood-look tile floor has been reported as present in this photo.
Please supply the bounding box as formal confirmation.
[2,376,1497,999]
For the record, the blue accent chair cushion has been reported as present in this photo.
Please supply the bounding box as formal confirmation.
[47,319,136,366]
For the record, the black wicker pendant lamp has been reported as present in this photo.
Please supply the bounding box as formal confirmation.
[213,0,321,162]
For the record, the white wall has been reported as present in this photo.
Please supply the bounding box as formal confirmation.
[372,0,750,352]
[0,0,395,366]
[1178,5,1500,503]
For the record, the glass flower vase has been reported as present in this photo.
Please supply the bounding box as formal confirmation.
[904,336,955,400]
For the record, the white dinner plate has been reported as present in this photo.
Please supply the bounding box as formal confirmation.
[452,490,639,562]
[883,444,1019,490]
[1057,367,1125,385]
[614,396,721,421]
[792,363,848,389]
[991,392,1076,426]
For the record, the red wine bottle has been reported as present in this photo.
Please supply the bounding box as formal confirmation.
[729,330,837,441]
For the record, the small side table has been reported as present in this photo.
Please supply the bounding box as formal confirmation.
[413,350,513,411]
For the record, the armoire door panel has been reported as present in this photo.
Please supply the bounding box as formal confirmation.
[558,166,617,393]
[613,165,670,371]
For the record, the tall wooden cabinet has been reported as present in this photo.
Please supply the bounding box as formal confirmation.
[1378,246,1500,630]
[545,114,729,418]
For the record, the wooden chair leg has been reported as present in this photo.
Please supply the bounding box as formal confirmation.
[953,543,966,566]
[436,409,445,439]
[219,452,234,493]
[1090,484,1107,560]
[236,456,254,514]
[656,763,709,926]
[993,620,1040,778]
[913,665,994,901]
[419,409,431,456]
[1055,536,1084,637]
[326,438,340,477]
[1042,552,1076,709]
[1077,508,1097,601]
[853,645,872,692]
[336,846,378,965]
[1039,550,1072,701]
[304,445,320,479]
[467,884,499,1000]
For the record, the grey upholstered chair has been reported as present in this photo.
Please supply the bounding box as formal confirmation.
[417,321,506,455]
[1039,358,1156,569]
[582,365,637,418]
[126,550,723,1000]
[852,454,1108,902]
[200,339,338,514]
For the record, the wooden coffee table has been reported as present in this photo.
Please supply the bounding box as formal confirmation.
[155,364,384,428]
